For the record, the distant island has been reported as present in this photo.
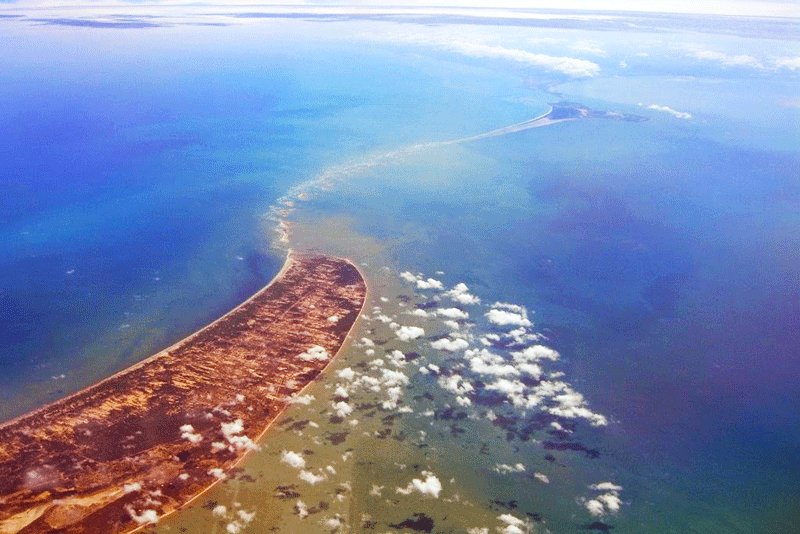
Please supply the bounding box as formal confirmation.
[450,101,646,145]
[0,253,366,533]
[547,101,648,122]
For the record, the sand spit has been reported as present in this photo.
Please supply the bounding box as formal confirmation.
[0,253,366,534]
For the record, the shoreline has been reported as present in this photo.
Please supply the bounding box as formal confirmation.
[133,257,370,534]
[0,250,296,431]
[0,252,367,534]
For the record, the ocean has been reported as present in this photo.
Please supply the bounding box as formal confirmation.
[1,7,798,533]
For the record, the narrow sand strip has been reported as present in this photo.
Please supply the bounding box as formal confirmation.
[0,252,367,534]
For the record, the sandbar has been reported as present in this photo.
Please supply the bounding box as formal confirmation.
[0,252,366,533]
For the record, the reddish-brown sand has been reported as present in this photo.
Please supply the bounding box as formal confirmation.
[0,253,366,533]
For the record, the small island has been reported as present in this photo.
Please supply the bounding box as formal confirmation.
[0,253,366,533]
[452,101,646,145]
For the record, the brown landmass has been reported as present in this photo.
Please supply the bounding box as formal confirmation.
[0,253,367,533]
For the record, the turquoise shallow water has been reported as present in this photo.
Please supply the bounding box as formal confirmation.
[1,8,798,533]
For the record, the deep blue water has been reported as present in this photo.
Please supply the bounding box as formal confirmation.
[0,31,289,415]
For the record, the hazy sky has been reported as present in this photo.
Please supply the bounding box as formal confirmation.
[328,0,799,17]
[4,0,798,17]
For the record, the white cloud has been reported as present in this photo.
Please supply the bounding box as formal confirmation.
[585,499,606,517]
[517,362,543,379]
[571,41,607,56]
[485,378,526,396]
[332,400,354,418]
[417,277,445,290]
[584,481,624,517]
[220,419,258,452]
[380,368,409,388]
[644,104,692,119]
[497,513,530,534]
[212,504,227,517]
[321,515,343,530]
[436,307,469,320]
[127,507,158,526]
[123,482,142,494]
[336,367,356,381]
[220,419,243,439]
[299,469,326,485]
[180,423,202,444]
[548,392,608,427]
[295,500,309,519]
[297,345,330,362]
[208,467,226,480]
[382,385,404,410]
[395,325,425,341]
[431,38,600,77]
[591,482,623,492]
[438,374,474,395]
[396,471,442,498]
[511,345,560,362]
[375,313,393,323]
[442,319,460,330]
[238,510,255,523]
[400,271,419,283]
[455,395,472,407]
[289,393,315,405]
[480,334,500,346]
[687,48,763,69]
[468,348,520,377]
[445,283,481,305]
[471,357,519,377]
[534,472,550,484]
[281,450,306,469]
[598,492,622,513]
[387,349,408,367]
[772,56,800,71]
[494,463,525,474]
[688,49,800,73]
[491,302,527,313]
[485,309,531,327]
[431,337,470,352]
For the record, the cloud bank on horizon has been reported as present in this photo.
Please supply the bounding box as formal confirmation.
[2,0,798,18]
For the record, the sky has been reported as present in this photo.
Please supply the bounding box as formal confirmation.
[332,0,799,17]
[2,0,798,18]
